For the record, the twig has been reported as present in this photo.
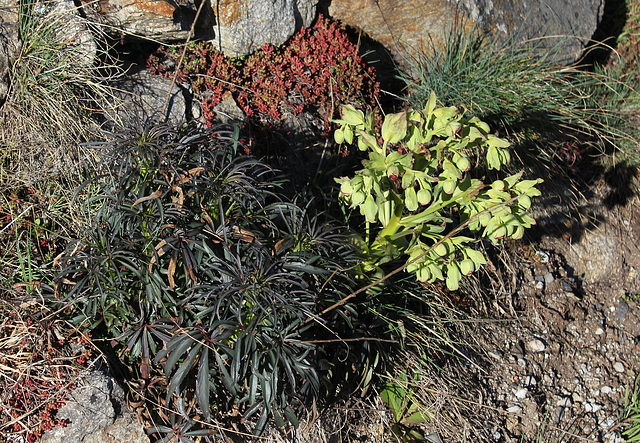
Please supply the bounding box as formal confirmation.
[139,393,275,440]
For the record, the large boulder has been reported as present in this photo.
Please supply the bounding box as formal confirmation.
[453,0,604,60]
[326,0,604,64]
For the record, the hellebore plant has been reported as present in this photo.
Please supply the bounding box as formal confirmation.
[334,92,542,290]
[54,122,360,434]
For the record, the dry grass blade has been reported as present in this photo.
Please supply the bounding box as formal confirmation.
[0,0,124,190]
[0,301,94,440]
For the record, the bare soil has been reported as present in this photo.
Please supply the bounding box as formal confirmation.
[435,176,640,442]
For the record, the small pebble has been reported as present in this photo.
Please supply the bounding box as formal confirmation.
[601,386,612,395]
[515,388,528,399]
[616,300,630,318]
[535,281,544,290]
[526,339,546,353]
[557,397,572,407]
[507,405,522,413]
[544,272,554,285]
[595,327,604,335]
[488,350,502,360]
[535,250,549,263]
[584,402,603,413]
[543,374,554,384]
[517,358,527,368]
[613,362,625,373]
[524,375,537,386]
[553,406,565,423]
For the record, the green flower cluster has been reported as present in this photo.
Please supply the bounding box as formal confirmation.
[334,92,542,290]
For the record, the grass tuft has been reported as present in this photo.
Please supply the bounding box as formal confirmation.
[398,18,640,171]
[0,0,123,189]
[619,374,640,442]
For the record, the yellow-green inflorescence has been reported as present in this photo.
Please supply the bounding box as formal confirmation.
[334,92,542,290]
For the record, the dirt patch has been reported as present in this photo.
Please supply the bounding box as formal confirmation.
[463,178,640,442]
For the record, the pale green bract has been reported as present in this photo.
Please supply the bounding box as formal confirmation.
[334,92,542,290]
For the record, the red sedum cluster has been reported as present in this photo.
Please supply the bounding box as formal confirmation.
[148,15,380,130]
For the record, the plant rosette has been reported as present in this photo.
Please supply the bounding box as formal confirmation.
[334,91,542,290]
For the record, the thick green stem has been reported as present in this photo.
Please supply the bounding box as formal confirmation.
[377,193,405,239]
[365,194,405,264]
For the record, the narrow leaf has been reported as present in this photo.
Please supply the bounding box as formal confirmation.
[197,348,211,421]
[167,343,201,401]
[167,255,177,289]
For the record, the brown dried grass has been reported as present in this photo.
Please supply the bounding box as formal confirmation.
[0,301,94,441]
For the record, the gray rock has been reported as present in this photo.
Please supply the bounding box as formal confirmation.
[327,0,603,66]
[79,0,194,42]
[452,0,604,62]
[107,67,200,127]
[583,401,603,413]
[41,368,148,443]
[514,387,528,399]
[535,250,550,264]
[43,0,97,67]
[212,0,317,57]
[566,233,620,284]
[613,361,625,373]
[526,338,546,353]
[616,300,630,318]
[544,272,555,286]
[212,90,245,125]
[425,433,443,443]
